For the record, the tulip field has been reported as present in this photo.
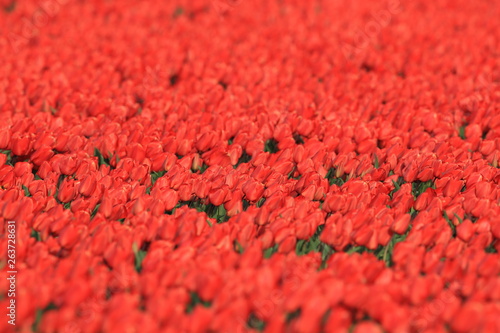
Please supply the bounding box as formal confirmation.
[1,0,500,332]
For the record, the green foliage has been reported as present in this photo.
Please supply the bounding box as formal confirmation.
[389,176,405,199]
[91,204,100,219]
[443,211,456,237]
[485,243,498,253]
[198,163,209,174]
[263,244,279,259]
[286,309,301,323]
[133,243,148,273]
[346,224,410,267]
[22,185,31,197]
[264,139,279,154]
[94,148,110,167]
[185,292,212,314]
[32,303,58,332]
[31,229,41,242]
[379,228,410,267]
[151,171,166,185]
[459,125,466,139]
[293,133,305,145]
[295,225,334,269]
[247,313,266,331]
[325,168,345,186]
[235,151,252,168]
[0,150,13,166]
[234,240,244,254]
[411,180,434,199]
[374,154,380,169]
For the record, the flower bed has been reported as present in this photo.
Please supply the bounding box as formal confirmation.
[1,0,500,332]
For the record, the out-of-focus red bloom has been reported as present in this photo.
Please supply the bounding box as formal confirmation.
[0,128,11,149]
[11,133,31,156]
[456,219,474,242]
[242,179,264,202]
[162,189,179,211]
[79,174,97,197]
[391,213,410,234]
[57,178,77,203]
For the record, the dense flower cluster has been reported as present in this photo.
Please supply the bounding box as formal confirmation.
[1,0,500,332]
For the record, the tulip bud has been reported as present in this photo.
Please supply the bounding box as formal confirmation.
[57,178,76,203]
[0,128,11,149]
[162,189,178,211]
[79,174,97,196]
[11,133,31,156]
[242,180,264,202]
[391,214,410,234]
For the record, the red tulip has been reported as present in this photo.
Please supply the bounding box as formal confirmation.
[57,178,77,203]
[456,219,474,242]
[11,133,31,156]
[0,128,11,149]
[79,174,97,197]
[242,180,264,202]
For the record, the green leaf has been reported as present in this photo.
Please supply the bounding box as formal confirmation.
[133,243,147,273]
[263,244,278,259]
[234,240,244,254]
[30,229,41,241]
[91,204,100,219]
[389,177,405,199]
[381,227,410,267]
[247,313,266,331]
[325,168,345,186]
[293,133,305,145]
[295,225,333,268]
[32,303,58,332]
[286,309,301,323]
[346,245,368,254]
[0,150,12,166]
[459,125,466,139]
[185,292,212,314]
[411,180,435,199]
[151,171,166,185]
[485,243,498,253]
[264,138,279,153]
[22,185,31,197]
[198,163,209,174]
[206,203,228,223]
[234,151,252,168]
[454,213,463,224]
[94,148,109,167]
[443,211,456,237]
